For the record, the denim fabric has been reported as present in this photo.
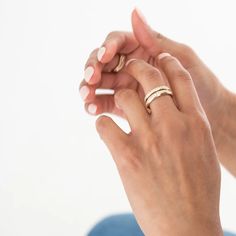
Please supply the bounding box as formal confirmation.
[88,213,235,236]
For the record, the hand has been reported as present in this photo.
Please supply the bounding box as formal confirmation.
[80,9,236,175]
[96,54,223,236]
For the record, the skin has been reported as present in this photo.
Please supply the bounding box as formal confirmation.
[80,9,236,176]
[95,55,223,236]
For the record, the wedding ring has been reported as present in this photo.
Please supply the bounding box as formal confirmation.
[113,54,126,73]
[145,87,173,114]
[144,85,171,103]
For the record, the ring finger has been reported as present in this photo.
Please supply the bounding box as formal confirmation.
[125,59,178,117]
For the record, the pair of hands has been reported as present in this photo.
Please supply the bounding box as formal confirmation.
[80,9,227,235]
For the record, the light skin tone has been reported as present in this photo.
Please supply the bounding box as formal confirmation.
[97,55,223,236]
[80,8,236,236]
[80,8,236,176]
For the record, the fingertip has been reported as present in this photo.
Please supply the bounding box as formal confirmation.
[95,115,116,140]
[96,115,111,130]
[79,85,90,101]
[85,103,99,116]
[97,46,106,62]
[98,41,118,64]
[133,7,147,24]
[84,66,101,85]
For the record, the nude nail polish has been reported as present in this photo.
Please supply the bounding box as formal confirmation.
[97,47,106,62]
[84,66,94,83]
[88,103,97,114]
[79,86,90,100]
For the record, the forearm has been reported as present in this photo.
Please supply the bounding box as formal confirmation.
[214,89,236,176]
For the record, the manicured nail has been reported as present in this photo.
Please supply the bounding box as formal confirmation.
[84,66,94,83]
[88,103,97,114]
[97,47,106,62]
[125,58,138,67]
[158,53,171,60]
[79,86,90,100]
[135,7,147,24]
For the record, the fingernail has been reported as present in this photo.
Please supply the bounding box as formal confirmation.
[79,86,90,100]
[88,103,97,115]
[135,7,147,24]
[125,58,138,67]
[84,66,94,83]
[158,53,171,60]
[97,47,106,62]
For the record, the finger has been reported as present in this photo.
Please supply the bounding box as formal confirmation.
[97,31,139,63]
[84,95,125,118]
[80,73,117,102]
[158,53,203,113]
[84,33,143,85]
[124,59,177,117]
[96,115,129,159]
[83,49,130,85]
[102,45,150,73]
[80,70,137,104]
[84,48,103,85]
[114,89,150,135]
[80,46,150,102]
[131,8,199,68]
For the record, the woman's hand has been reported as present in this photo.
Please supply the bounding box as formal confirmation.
[96,54,223,236]
[80,9,236,175]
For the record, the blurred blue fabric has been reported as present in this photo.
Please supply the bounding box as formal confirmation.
[88,213,235,236]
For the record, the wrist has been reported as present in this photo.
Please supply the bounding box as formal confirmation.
[212,87,236,175]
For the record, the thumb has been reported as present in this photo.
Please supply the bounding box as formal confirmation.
[96,115,128,161]
[131,8,197,68]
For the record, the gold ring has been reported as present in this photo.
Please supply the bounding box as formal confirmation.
[145,88,173,114]
[144,85,171,103]
[113,54,126,73]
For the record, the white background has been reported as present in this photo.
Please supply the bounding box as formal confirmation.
[0,0,236,235]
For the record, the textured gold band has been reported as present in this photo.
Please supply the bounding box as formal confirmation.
[144,85,171,103]
[145,89,173,114]
[113,54,126,73]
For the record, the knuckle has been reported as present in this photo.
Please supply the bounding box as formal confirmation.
[105,31,124,45]
[160,56,175,69]
[141,67,162,80]
[159,115,187,139]
[191,113,211,132]
[173,68,191,80]
[106,31,120,39]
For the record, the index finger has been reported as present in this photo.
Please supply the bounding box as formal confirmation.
[97,31,139,63]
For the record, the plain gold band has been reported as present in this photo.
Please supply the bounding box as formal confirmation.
[145,89,173,114]
[113,54,126,73]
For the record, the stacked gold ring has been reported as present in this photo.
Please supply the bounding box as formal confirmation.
[113,54,126,73]
[145,86,173,114]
